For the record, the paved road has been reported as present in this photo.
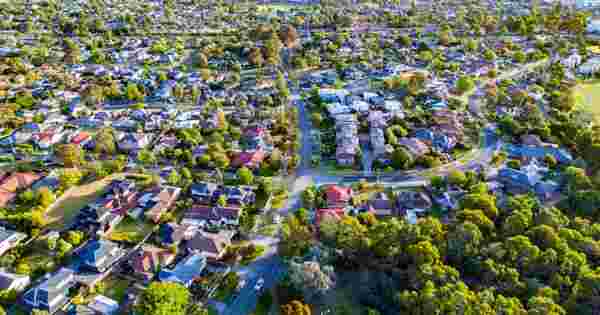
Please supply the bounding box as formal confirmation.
[222,235,286,315]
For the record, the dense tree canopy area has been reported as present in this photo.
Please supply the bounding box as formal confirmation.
[281,183,600,314]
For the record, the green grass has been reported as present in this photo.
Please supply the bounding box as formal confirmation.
[107,217,154,244]
[45,176,114,229]
[574,82,600,121]
[257,224,278,237]
[241,244,268,265]
[21,252,56,273]
[102,277,132,303]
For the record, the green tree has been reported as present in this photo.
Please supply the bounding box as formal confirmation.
[237,167,254,185]
[136,282,190,315]
[280,300,311,315]
[66,230,84,246]
[448,170,468,188]
[57,144,83,168]
[456,76,475,94]
[58,168,83,190]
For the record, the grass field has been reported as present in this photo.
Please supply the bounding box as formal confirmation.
[574,81,600,120]
[107,217,154,244]
[45,174,122,229]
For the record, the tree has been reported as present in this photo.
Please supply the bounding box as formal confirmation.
[136,282,190,315]
[391,147,413,170]
[57,144,83,167]
[37,187,55,208]
[456,76,475,94]
[248,47,264,67]
[57,239,73,257]
[187,304,208,315]
[58,168,83,190]
[448,170,468,188]
[126,83,144,101]
[95,128,116,155]
[279,215,313,258]
[280,25,299,47]
[311,112,323,128]
[66,230,84,246]
[167,169,180,186]
[15,261,31,275]
[280,300,311,315]
[288,261,334,304]
[197,52,208,68]
[137,149,156,166]
[237,167,254,185]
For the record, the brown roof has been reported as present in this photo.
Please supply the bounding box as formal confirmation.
[187,231,232,260]
[132,245,175,276]
[0,172,41,194]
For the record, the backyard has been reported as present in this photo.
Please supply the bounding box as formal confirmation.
[574,81,600,121]
[107,216,154,244]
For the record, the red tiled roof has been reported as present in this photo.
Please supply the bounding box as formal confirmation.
[325,185,352,204]
[232,150,265,168]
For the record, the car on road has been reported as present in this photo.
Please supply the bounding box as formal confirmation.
[254,278,264,291]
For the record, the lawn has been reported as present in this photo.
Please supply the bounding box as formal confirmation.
[45,174,121,229]
[101,277,132,303]
[107,217,154,244]
[574,82,600,121]
[240,244,268,266]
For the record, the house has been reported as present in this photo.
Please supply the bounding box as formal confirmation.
[23,268,75,314]
[504,144,573,164]
[190,182,219,204]
[335,114,358,166]
[232,150,265,169]
[72,180,138,235]
[325,185,353,207]
[578,57,600,76]
[131,245,177,281]
[319,89,348,103]
[367,192,395,216]
[396,191,432,211]
[158,253,206,288]
[0,227,26,256]
[219,186,256,207]
[187,230,234,261]
[158,222,197,246]
[315,208,346,226]
[79,239,127,273]
[0,270,30,292]
[0,172,41,207]
[398,138,430,158]
[184,205,241,227]
[141,186,181,223]
[86,295,120,315]
[117,132,150,152]
[69,131,92,146]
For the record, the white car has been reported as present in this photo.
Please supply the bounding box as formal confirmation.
[254,278,264,291]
